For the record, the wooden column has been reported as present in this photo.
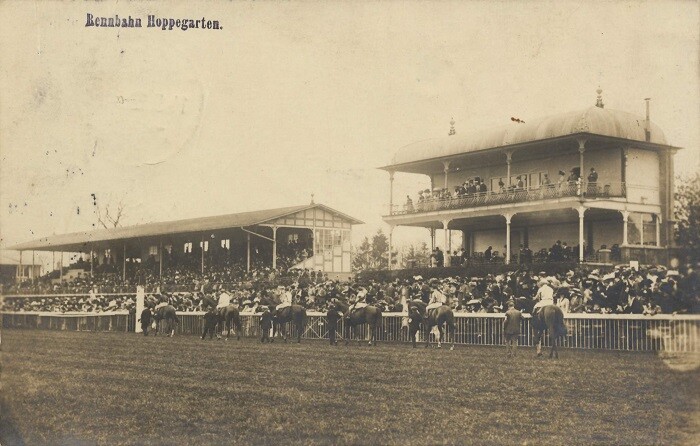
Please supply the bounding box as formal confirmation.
[577,138,586,195]
[506,151,512,186]
[388,225,394,270]
[442,220,451,266]
[272,226,278,269]
[577,207,586,262]
[504,214,512,264]
[389,170,395,215]
[200,235,205,274]
[246,233,251,273]
[442,161,451,190]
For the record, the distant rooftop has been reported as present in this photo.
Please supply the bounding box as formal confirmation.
[387,105,670,168]
[9,203,364,252]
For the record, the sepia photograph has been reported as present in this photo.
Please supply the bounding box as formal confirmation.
[0,1,698,444]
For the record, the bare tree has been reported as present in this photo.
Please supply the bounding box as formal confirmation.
[93,194,126,229]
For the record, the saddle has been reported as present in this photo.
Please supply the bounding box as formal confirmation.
[426,307,440,320]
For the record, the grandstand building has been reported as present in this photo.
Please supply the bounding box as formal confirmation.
[0,250,42,285]
[381,92,681,266]
[9,203,363,281]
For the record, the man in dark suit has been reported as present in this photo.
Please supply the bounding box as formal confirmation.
[326,304,342,345]
[626,292,644,314]
[503,301,522,357]
[436,248,444,267]
[202,308,218,340]
[260,306,273,343]
[138,306,152,336]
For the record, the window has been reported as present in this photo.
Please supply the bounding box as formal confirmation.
[199,241,209,252]
[627,213,642,245]
[149,245,158,256]
[184,242,193,253]
[626,212,658,246]
[490,177,506,191]
[333,230,342,246]
[642,214,657,246]
[220,239,230,249]
[288,233,299,244]
[510,175,528,188]
[529,172,547,188]
[165,245,172,254]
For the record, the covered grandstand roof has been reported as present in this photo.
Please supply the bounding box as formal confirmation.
[0,250,41,266]
[384,106,674,169]
[9,203,364,252]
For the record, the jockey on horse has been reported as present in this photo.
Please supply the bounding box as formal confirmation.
[409,279,446,321]
[532,278,555,317]
[275,285,294,312]
[217,288,233,311]
[347,287,371,315]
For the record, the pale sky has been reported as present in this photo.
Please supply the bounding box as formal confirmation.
[1,0,698,263]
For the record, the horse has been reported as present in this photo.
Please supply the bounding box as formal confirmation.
[153,305,179,337]
[408,301,455,350]
[216,304,242,340]
[272,304,306,343]
[531,304,567,358]
[335,302,382,346]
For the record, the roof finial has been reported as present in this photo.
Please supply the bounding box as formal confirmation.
[310,193,315,205]
[448,118,456,136]
[595,87,604,108]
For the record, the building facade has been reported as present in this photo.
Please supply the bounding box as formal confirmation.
[382,96,679,266]
[10,203,363,280]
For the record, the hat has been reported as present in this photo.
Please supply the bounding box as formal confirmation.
[602,273,616,282]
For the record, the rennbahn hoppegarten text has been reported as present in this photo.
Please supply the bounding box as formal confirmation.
[85,14,222,31]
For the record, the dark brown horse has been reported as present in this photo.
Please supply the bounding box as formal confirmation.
[531,305,567,358]
[408,301,455,350]
[216,305,242,340]
[153,305,178,337]
[335,302,383,346]
[272,305,306,343]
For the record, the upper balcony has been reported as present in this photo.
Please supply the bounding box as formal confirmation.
[388,181,626,216]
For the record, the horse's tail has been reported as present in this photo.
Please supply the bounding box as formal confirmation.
[300,308,307,328]
[445,310,455,332]
[554,307,567,337]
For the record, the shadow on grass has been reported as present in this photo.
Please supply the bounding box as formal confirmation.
[0,395,25,446]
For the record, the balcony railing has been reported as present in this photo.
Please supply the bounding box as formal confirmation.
[391,181,626,216]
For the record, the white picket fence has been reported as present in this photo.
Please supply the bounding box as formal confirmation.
[2,310,699,353]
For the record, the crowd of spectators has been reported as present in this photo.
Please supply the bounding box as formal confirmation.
[422,239,621,268]
[402,167,601,214]
[3,262,698,316]
[1,241,311,296]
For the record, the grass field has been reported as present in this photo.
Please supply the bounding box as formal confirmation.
[1,330,698,446]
